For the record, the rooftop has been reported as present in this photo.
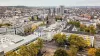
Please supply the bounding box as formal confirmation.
[0,34,38,53]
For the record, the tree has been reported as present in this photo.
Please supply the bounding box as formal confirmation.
[68,34,87,50]
[54,48,68,56]
[34,15,38,20]
[24,27,32,35]
[80,24,86,31]
[5,51,21,56]
[95,48,100,56]
[24,25,38,35]
[28,43,39,56]
[88,48,96,56]
[68,46,78,56]
[31,25,38,32]
[53,33,67,46]
[68,20,80,27]
[80,24,96,34]
[18,45,31,56]
[89,25,96,34]
[38,21,46,26]
[85,36,91,47]
[85,27,90,33]
[0,24,2,27]
[29,17,33,21]
[75,21,80,27]
[4,23,12,26]
[28,38,43,56]
[35,38,43,49]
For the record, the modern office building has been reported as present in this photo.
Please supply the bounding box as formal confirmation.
[60,6,65,15]
[55,7,60,15]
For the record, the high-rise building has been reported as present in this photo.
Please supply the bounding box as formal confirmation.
[55,6,65,15]
[60,5,64,15]
[55,7,60,15]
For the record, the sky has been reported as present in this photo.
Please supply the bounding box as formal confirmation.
[0,0,100,6]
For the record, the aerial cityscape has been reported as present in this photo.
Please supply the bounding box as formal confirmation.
[0,0,100,56]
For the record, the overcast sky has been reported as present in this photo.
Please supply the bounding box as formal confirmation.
[0,0,100,6]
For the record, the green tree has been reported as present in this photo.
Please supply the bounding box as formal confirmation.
[53,33,67,46]
[69,46,78,56]
[24,27,32,35]
[85,27,90,33]
[80,24,96,34]
[28,38,43,56]
[95,48,100,56]
[68,20,80,27]
[68,34,87,50]
[18,45,31,56]
[89,25,96,34]
[34,15,38,20]
[0,24,2,27]
[5,51,21,56]
[80,24,86,31]
[35,38,43,49]
[28,17,32,21]
[28,43,39,56]
[31,25,37,32]
[75,21,80,27]
[54,48,68,56]
[4,23,12,26]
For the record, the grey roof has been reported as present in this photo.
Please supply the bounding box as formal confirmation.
[4,34,38,53]
[0,34,38,53]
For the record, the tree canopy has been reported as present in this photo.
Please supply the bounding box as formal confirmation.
[5,51,22,56]
[68,34,87,50]
[95,48,100,56]
[68,46,78,56]
[88,48,96,56]
[53,33,67,46]
[68,20,80,27]
[54,48,68,56]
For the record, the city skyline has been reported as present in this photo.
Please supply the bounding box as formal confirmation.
[0,0,100,6]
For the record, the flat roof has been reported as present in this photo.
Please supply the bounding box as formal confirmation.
[4,34,38,53]
[0,34,38,53]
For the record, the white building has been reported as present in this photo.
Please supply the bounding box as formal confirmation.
[34,21,66,41]
[94,35,100,48]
